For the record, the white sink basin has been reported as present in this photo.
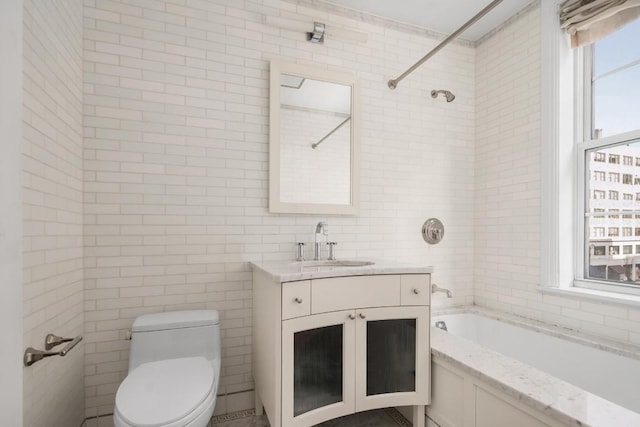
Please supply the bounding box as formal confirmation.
[299,260,375,269]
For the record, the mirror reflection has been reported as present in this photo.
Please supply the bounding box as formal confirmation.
[279,74,352,205]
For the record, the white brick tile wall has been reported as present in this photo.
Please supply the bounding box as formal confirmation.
[82,0,475,417]
[23,0,85,426]
[19,0,640,422]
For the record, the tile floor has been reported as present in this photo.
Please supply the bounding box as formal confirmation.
[210,408,412,427]
[82,408,412,427]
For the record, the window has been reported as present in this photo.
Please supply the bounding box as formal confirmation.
[581,18,640,291]
[608,209,619,218]
[593,227,605,237]
[594,246,606,255]
[593,170,605,181]
[594,208,605,217]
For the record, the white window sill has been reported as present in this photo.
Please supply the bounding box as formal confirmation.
[539,284,640,308]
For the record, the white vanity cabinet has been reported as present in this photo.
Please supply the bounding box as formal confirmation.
[252,268,431,427]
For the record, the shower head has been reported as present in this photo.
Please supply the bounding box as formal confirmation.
[431,89,455,102]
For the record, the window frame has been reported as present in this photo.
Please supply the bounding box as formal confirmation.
[540,2,640,305]
[574,30,640,296]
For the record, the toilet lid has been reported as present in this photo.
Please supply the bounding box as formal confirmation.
[116,357,215,427]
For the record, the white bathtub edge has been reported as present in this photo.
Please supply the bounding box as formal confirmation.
[430,309,640,426]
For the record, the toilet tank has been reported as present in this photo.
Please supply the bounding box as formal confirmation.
[128,310,220,372]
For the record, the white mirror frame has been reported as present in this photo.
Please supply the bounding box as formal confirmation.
[269,60,360,215]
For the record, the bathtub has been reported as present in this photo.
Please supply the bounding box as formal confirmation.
[429,310,640,427]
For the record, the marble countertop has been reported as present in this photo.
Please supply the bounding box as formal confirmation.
[249,259,433,282]
[431,307,640,427]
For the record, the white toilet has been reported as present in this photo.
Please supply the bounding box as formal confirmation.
[113,310,221,427]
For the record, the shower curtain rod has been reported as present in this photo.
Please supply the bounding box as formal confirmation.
[388,0,504,89]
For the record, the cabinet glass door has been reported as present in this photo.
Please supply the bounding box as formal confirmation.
[282,310,356,427]
[293,324,343,415]
[355,306,430,412]
[366,318,416,395]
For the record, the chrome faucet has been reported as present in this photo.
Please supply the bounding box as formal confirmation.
[314,221,329,260]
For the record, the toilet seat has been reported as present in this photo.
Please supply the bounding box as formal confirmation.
[114,357,216,427]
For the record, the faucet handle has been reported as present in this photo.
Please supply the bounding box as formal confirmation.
[326,242,337,260]
[296,242,305,261]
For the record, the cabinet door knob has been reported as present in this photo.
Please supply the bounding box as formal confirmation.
[358,313,366,319]
[413,288,420,294]
[294,297,303,304]
[348,314,356,320]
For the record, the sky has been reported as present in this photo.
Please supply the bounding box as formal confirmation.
[592,18,640,137]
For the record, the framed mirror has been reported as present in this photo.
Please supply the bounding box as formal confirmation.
[269,60,359,215]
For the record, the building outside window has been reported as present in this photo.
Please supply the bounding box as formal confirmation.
[608,228,619,237]
[609,154,620,164]
[623,174,633,184]
[624,156,633,165]
[593,170,605,180]
[609,190,619,200]
[623,227,633,237]
[609,172,620,182]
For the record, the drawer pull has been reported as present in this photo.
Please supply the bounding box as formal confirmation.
[358,313,366,319]
[348,314,356,320]
[294,297,303,304]
[413,288,420,295]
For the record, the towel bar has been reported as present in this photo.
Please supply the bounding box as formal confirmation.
[23,335,83,367]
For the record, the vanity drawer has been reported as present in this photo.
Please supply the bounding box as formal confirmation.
[311,275,401,314]
[282,280,311,320]
[401,274,431,306]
